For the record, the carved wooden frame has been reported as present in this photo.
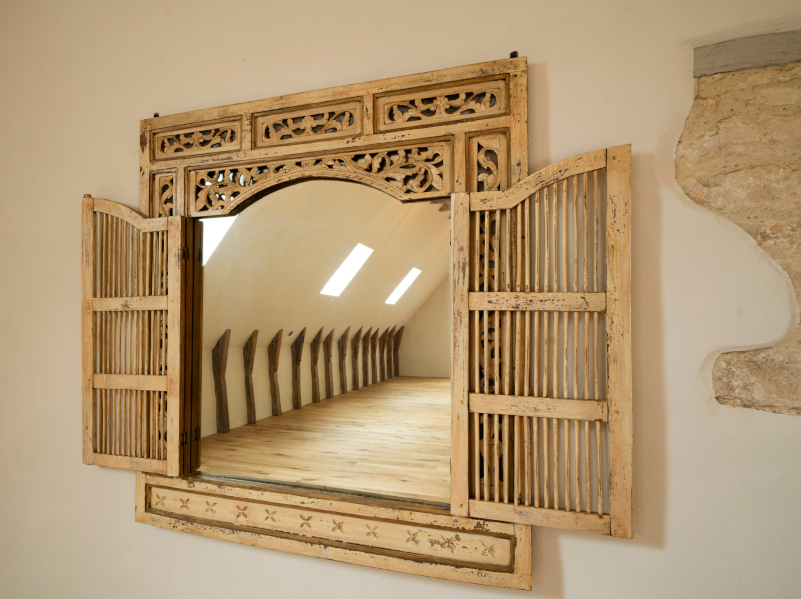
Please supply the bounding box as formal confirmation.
[129,58,532,589]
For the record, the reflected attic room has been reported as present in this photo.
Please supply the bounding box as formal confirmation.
[198,180,452,505]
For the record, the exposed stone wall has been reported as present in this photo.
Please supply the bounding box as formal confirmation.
[676,61,801,415]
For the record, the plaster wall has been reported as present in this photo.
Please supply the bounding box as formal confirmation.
[399,276,452,378]
[1,1,800,598]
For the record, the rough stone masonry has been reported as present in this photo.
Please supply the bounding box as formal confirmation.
[676,60,801,415]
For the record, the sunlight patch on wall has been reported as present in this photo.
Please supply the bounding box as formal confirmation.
[320,243,374,297]
[202,216,238,266]
[386,268,421,304]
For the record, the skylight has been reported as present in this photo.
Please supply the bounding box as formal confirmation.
[385,268,421,304]
[320,243,374,296]
[201,216,238,266]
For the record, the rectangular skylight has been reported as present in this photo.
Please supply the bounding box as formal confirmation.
[201,216,238,266]
[320,243,374,296]
[385,268,421,304]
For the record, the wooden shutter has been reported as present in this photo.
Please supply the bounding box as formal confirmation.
[451,146,632,538]
[81,195,185,476]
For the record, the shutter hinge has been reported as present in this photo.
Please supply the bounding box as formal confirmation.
[182,246,189,260]
[197,248,202,262]
[180,431,187,446]
[194,427,200,441]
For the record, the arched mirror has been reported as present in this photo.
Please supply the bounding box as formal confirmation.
[198,180,452,506]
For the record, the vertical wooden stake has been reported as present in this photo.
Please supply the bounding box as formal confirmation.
[211,329,231,434]
[370,329,378,384]
[337,327,350,394]
[393,325,405,377]
[290,328,307,410]
[323,329,335,399]
[267,330,283,416]
[387,326,397,379]
[350,327,363,391]
[362,327,372,387]
[379,329,388,381]
[310,327,323,403]
[243,330,258,425]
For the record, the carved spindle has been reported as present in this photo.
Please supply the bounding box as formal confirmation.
[323,329,335,399]
[243,330,259,425]
[267,329,283,416]
[387,326,397,379]
[350,327,363,391]
[310,327,323,403]
[379,328,388,381]
[337,327,350,394]
[290,328,306,410]
[393,325,405,378]
[370,329,378,384]
[362,327,372,387]
[211,329,231,434]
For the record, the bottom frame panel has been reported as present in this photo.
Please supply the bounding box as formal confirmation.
[136,474,531,590]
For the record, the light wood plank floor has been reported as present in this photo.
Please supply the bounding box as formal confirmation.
[198,377,451,505]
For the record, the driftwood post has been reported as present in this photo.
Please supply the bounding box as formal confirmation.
[379,328,388,381]
[362,327,372,387]
[387,326,397,379]
[290,328,306,410]
[310,327,323,403]
[337,327,350,394]
[267,329,283,416]
[212,329,231,434]
[350,327,363,391]
[243,330,258,425]
[370,329,378,384]
[323,329,334,399]
[393,325,405,378]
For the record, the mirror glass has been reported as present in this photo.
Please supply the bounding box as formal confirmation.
[198,180,451,506]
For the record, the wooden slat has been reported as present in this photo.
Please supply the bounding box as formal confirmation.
[166,215,183,475]
[469,500,610,535]
[470,149,607,211]
[469,291,605,312]
[451,192,470,516]
[469,393,607,421]
[92,296,168,311]
[92,453,168,473]
[93,197,169,232]
[81,196,95,464]
[93,373,168,391]
[606,145,633,538]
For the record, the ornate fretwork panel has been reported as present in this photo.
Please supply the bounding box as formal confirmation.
[255,101,363,148]
[469,133,508,193]
[376,79,507,132]
[152,120,241,160]
[151,172,175,217]
[190,143,451,214]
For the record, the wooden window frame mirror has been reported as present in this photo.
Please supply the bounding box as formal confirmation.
[81,57,631,590]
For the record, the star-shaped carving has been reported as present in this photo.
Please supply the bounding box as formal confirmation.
[429,535,458,552]
[264,509,277,522]
[300,515,313,529]
[406,530,420,545]
[235,505,248,520]
[481,541,496,557]
[366,524,380,538]
[153,494,166,508]
[205,501,216,514]
[331,520,345,533]
[179,498,190,510]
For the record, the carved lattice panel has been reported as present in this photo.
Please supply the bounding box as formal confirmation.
[376,79,507,132]
[469,133,508,193]
[190,143,451,214]
[151,172,175,217]
[255,101,363,148]
[152,119,241,160]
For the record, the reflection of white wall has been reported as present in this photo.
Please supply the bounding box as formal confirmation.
[200,180,451,435]
[400,276,450,378]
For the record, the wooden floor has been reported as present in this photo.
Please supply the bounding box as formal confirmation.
[198,377,451,505]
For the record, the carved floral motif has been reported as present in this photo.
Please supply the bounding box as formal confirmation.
[152,173,175,217]
[153,121,240,160]
[256,101,362,147]
[470,133,508,193]
[192,144,449,213]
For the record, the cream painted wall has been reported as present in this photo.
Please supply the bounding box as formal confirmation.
[199,180,450,434]
[400,276,451,378]
[1,1,800,597]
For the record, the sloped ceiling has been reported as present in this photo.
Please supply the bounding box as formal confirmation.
[202,180,451,349]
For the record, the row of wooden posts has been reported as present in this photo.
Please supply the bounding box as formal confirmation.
[211,325,405,434]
